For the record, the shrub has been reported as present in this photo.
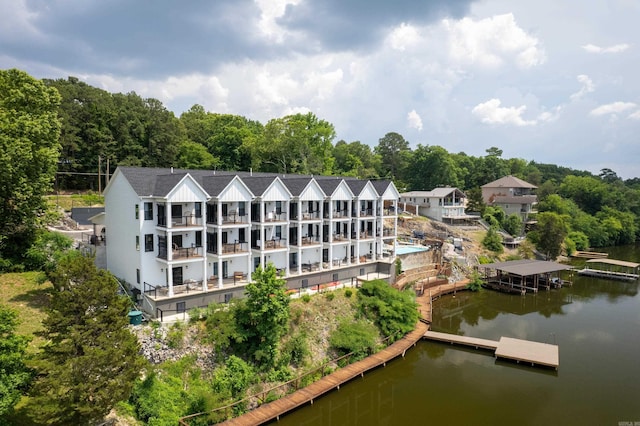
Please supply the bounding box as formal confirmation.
[166,321,186,349]
[357,279,419,341]
[301,294,311,303]
[324,292,335,301]
[466,272,484,292]
[482,227,503,253]
[329,319,379,360]
[344,289,353,298]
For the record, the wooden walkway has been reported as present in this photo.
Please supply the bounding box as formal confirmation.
[424,331,559,369]
[183,280,467,425]
[217,322,429,426]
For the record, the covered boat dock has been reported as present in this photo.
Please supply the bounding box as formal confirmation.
[479,259,574,294]
[577,259,640,281]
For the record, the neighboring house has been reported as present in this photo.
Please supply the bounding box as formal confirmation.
[399,188,470,223]
[481,175,537,222]
[103,167,399,316]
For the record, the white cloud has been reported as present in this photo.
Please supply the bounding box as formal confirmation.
[386,23,421,51]
[629,110,640,120]
[472,98,536,126]
[570,74,595,100]
[255,0,302,42]
[582,43,630,54]
[407,109,423,131]
[443,13,545,69]
[590,101,637,116]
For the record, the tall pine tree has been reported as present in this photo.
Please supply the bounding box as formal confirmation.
[27,252,145,425]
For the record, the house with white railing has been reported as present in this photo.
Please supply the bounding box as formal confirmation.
[103,167,399,317]
[481,175,537,222]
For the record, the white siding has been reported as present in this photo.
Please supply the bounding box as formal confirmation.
[358,182,378,200]
[262,179,291,201]
[299,180,325,201]
[167,176,208,203]
[331,181,354,200]
[105,171,142,288]
[219,177,253,202]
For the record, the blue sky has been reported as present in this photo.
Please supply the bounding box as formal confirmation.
[1,0,639,178]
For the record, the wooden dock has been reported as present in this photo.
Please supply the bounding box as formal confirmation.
[423,331,559,369]
[577,258,640,281]
[214,322,429,426]
[571,251,609,259]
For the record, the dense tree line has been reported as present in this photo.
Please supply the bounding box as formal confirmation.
[2,69,640,270]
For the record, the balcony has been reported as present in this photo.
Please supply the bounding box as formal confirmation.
[157,245,202,260]
[222,213,249,225]
[221,242,249,254]
[300,211,321,220]
[332,233,350,242]
[256,238,287,251]
[263,212,287,222]
[157,214,203,228]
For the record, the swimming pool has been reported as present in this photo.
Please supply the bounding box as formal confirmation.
[396,245,428,255]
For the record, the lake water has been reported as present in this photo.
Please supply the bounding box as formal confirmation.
[272,244,640,425]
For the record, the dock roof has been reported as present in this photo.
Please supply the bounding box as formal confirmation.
[480,259,573,276]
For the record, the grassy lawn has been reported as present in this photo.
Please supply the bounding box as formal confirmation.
[45,193,104,212]
[0,271,52,353]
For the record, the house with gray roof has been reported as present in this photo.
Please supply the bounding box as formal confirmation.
[399,187,470,223]
[481,175,537,222]
[103,167,399,317]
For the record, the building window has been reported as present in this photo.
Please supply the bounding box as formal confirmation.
[301,279,308,288]
[136,269,140,284]
[332,273,338,282]
[135,235,140,251]
[224,293,233,303]
[144,234,154,252]
[195,231,202,247]
[135,204,139,219]
[144,202,153,220]
[275,225,282,239]
[359,268,365,275]
[195,202,202,218]
[176,302,186,314]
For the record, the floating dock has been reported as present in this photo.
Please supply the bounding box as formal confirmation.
[571,251,609,259]
[423,331,559,369]
[577,258,640,281]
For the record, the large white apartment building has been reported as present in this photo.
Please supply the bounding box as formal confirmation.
[103,167,399,317]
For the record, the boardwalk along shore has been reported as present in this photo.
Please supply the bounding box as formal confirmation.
[179,281,468,426]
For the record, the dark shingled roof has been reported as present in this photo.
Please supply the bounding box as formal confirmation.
[241,176,279,196]
[200,175,235,197]
[154,173,188,197]
[480,259,573,276]
[371,180,393,195]
[282,177,316,197]
[115,166,381,199]
[316,178,343,195]
[346,179,368,195]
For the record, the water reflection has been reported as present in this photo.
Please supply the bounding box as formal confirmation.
[272,245,640,426]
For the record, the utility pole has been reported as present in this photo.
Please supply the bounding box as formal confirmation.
[98,155,102,194]
[106,157,110,187]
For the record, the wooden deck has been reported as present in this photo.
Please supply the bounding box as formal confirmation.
[571,251,609,259]
[215,322,429,426]
[577,268,639,281]
[423,331,559,369]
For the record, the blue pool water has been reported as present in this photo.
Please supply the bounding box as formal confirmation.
[396,245,428,255]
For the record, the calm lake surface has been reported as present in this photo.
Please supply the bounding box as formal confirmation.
[273,244,640,426]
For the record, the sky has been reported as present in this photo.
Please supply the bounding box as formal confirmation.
[1,0,639,179]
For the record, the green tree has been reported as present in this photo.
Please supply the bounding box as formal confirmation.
[0,306,32,419]
[407,145,461,190]
[252,113,335,175]
[566,231,590,251]
[502,213,523,237]
[332,140,380,178]
[27,252,145,425]
[176,140,220,170]
[237,264,290,369]
[329,319,379,360]
[527,212,568,260]
[0,69,62,264]
[374,132,411,184]
[482,227,504,253]
[24,230,73,272]
[357,279,418,341]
